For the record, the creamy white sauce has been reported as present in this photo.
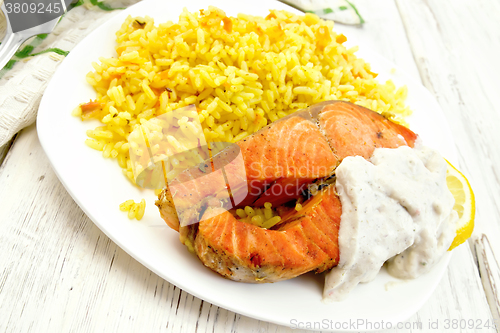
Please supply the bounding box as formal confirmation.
[323,143,458,302]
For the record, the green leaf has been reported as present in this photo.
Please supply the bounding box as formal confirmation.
[4,60,17,70]
[15,45,34,59]
[69,0,85,10]
[323,8,333,14]
[89,0,125,11]
[31,48,70,57]
[345,0,365,24]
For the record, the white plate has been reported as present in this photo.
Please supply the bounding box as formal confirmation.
[37,0,457,331]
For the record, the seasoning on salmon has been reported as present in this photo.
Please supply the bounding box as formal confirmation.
[156,100,417,283]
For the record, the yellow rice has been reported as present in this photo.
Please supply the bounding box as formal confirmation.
[119,198,146,220]
[74,6,411,219]
[234,202,281,229]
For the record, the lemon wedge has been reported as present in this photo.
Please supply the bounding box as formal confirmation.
[446,160,475,250]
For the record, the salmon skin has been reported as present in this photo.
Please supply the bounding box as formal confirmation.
[156,100,417,283]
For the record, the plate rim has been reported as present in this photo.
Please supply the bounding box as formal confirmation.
[37,0,457,331]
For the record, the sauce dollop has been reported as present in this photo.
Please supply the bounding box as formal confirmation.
[323,144,458,301]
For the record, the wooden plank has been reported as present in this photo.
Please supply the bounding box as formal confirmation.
[0,0,495,332]
[395,0,500,244]
[475,235,500,327]
[0,130,494,331]
[0,135,17,168]
[396,0,500,323]
[0,125,317,333]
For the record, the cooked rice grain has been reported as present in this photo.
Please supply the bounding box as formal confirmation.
[119,198,146,220]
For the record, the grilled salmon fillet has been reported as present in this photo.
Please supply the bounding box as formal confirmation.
[156,100,417,282]
[188,188,342,282]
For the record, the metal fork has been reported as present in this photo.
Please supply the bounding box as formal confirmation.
[0,3,62,70]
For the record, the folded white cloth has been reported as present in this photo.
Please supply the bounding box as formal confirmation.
[0,0,362,147]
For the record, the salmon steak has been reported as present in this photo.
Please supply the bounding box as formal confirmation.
[156,100,417,283]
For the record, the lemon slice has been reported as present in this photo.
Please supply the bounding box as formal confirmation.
[446,160,475,250]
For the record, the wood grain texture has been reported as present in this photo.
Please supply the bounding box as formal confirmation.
[0,135,16,167]
[396,0,500,323]
[0,125,494,332]
[395,0,500,248]
[475,235,500,327]
[0,0,497,332]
